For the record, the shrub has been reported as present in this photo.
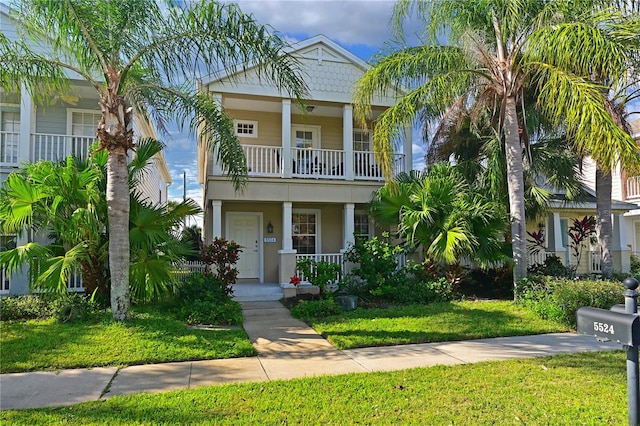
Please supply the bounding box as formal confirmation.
[391,277,455,304]
[177,273,243,325]
[527,255,573,278]
[296,258,342,293]
[0,295,51,321]
[290,298,342,322]
[200,238,242,295]
[516,276,624,327]
[50,293,100,323]
[459,265,513,299]
[343,233,405,297]
[631,254,640,277]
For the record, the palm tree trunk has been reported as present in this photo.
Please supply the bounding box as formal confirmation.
[504,97,528,284]
[596,167,613,278]
[106,147,131,320]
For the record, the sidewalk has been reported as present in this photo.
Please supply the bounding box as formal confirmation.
[0,300,620,410]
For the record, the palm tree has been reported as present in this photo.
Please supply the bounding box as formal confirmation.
[0,0,307,320]
[353,0,638,283]
[526,3,640,277]
[0,139,200,302]
[370,163,508,269]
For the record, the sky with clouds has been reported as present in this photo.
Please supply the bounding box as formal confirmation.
[164,0,426,223]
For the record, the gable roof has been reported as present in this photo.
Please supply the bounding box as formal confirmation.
[200,34,397,107]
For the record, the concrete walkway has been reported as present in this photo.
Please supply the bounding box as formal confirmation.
[0,300,620,410]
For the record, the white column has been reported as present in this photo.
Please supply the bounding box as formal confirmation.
[212,93,223,176]
[613,213,631,273]
[281,202,293,250]
[282,99,292,178]
[212,200,222,239]
[550,212,565,252]
[343,203,355,249]
[403,125,413,173]
[18,84,34,163]
[343,105,354,181]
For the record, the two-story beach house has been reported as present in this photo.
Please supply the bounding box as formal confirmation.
[197,35,411,290]
[0,3,172,295]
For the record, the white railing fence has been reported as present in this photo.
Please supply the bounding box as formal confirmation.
[1,267,10,293]
[0,131,19,165]
[295,253,344,284]
[528,251,554,267]
[32,134,95,162]
[244,145,282,176]
[67,269,84,292]
[627,176,640,199]
[172,261,208,282]
[589,250,602,273]
[292,147,344,178]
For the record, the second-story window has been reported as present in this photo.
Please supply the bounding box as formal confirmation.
[353,129,371,152]
[1,111,20,164]
[70,111,101,160]
[235,120,258,138]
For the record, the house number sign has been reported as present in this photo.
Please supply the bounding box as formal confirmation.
[263,237,277,243]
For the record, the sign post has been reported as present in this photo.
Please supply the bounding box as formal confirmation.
[576,277,640,426]
[624,277,639,426]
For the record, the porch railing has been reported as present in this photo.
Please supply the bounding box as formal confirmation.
[32,133,95,162]
[295,253,344,284]
[0,131,19,166]
[172,260,208,282]
[67,269,84,292]
[528,251,554,266]
[1,267,9,294]
[235,145,405,181]
[589,250,602,273]
[628,176,640,200]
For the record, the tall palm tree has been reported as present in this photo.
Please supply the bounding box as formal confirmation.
[353,0,638,283]
[527,3,640,277]
[0,139,201,301]
[0,0,307,320]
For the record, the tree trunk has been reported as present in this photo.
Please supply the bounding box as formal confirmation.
[596,167,613,278]
[106,147,131,320]
[504,97,528,285]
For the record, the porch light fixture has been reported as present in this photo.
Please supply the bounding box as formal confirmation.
[267,221,274,234]
[305,105,315,112]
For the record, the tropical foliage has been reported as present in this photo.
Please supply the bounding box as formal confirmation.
[353,0,639,283]
[0,0,307,320]
[0,140,200,303]
[370,163,508,268]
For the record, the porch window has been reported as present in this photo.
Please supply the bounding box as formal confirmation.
[70,111,100,159]
[354,212,371,244]
[292,211,319,254]
[353,129,371,151]
[1,234,16,293]
[234,120,258,138]
[1,111,20,164]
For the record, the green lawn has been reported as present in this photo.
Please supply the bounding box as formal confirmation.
[0,306,256,373]
[1,351,627,425]
[309,300,571,349]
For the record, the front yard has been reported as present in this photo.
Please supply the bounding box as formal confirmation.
[293,300,571,349]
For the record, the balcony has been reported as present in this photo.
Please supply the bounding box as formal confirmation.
[0,132,95,167]
[227,144,405,181]
[627,176,640,200]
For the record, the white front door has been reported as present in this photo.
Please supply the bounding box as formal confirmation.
[228,213,260,280]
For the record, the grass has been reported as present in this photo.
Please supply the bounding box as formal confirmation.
[308,300,570,349]
[0,305,256,373]
[0,351,627,424]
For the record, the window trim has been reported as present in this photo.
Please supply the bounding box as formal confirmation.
[291,124,321,149]
[66,108,102,136]
[292,208,321,254]
[234,119,258,138]
[354,210,374,241]
[353,128,371,152]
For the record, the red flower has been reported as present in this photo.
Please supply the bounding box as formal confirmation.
[289,275,301,286]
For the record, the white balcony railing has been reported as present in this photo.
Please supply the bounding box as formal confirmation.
[32,133,95,162]
[295,252,344,284]
[0,131,19,166]
[234,145,405,181]
[627,176,640,200]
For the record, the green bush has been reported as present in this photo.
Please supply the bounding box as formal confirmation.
[0,295,51,321]
[516,276,624,327]
[527,255,573,278]
[390,277,455,304]
[290,298,343,322]
[176,273,243,325]
[50,293,100,323]
[296,258,342,294]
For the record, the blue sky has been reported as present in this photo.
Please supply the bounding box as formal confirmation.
[163,0,421,214]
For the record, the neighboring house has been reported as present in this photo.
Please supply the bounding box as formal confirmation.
[0,3,172,295]
[197,35,411,289]
[526,116,640,275]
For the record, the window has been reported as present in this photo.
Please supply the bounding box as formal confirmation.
[295,130,314,148]
[353,129,371,152]
[354,212,371,244]
[0,235,16,293]
[292,211,319,254]
[234,120,258,138]
[1,111,20,164]
[70,110,101,159]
